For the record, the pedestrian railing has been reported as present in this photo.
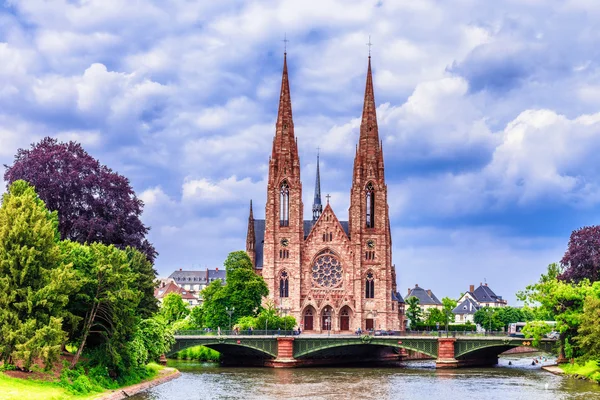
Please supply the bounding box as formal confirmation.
[175,329,296,337]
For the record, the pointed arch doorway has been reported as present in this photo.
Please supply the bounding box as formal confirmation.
[321,306,333,332]
[339,306,351,331]
[303,307,314,331]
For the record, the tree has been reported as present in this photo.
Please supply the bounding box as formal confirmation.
[442,297,458,326]
[425,308,446,325]
[560,225,600,283]
[60,241,142,368]
[575,289,600,359]
[160,293,190,325]
[4,137,157,263]
[0,181,77,369]
[201,251,268,329]
[136,316,175,363]
[518,263,594,358]
[189,305,204,329]
[473,307,503,331]
[406,297,423,328]
[495,307,525,331]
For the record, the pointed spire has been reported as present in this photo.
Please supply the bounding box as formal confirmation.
[276,52,293,128]
[360,56,379,145]
[312,151,323,221]
[249,199,254,220]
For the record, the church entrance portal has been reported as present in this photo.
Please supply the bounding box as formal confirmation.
[303,309,313,331]
[321,307,333,332]
[365,318,374,331]
[340,308,350,331]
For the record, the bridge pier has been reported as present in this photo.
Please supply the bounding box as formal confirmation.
[267,337,299,368]
[435,338,459,368]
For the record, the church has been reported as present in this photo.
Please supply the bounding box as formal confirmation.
[246,52,405,333]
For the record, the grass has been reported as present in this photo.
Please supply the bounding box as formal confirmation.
[0,362,167,400]
[0,373,98,400]
[560,360,600,383]
[174,346,221,362]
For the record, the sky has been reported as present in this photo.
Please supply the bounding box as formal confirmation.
[1,0,599,304]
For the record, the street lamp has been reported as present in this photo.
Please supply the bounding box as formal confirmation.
[226,307,235,333]
[444,308,452,338]
[485,307,493,335]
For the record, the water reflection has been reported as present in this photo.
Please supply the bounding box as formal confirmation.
[131,357,600,400]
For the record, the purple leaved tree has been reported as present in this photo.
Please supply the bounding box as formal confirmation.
[4,137,157,263]
[560,225,600,283]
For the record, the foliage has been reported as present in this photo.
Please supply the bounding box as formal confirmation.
[441,297,457,324]
[560,225,600,283]
[518,263,600,358]
[405,297,423,328]
[160,293,190,325]
[560,360,600,383]
[575,294,600,359]
[60,241,143,371]
[0,181,78,370]
[522,321,553,346]
[4,137,157,263]
[474,307,504,331]
[201,251,268,329]
[175,345,221,362]
[188,305,204,329]
[424,308,446,325]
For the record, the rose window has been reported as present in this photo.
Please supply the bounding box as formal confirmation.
[312,250,343,288]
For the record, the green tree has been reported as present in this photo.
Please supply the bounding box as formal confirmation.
[201,251,268,329]
[224,250,253,281]
[425,308,446,325]
[495,307,525,331]
[575,290,600,359]
[0,181,77,370]
[406,297,423,328]
[200,280,229,329]
[160,293,190,325]
[189,305,204,329]
[136,316,175,363]
[61,241,142,369]
[442,297,458,326]
[518,263,594,357]
[126,247,158,318]
[473,307,504,331]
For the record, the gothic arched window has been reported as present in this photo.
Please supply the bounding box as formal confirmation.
[366,182,375,228]
[280,180,290,227]
[365,271,375,299]
[279,271,289,298]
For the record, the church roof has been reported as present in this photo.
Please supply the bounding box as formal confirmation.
[252,218,350,269]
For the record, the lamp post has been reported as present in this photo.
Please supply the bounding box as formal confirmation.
[226,307,235,333]
[444,309,451,338]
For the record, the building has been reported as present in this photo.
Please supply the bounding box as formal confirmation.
[453,283,507,323]
[154,279,201,307]
[405,284,443,312]
[168,268,226,292]
[245,53,404,332]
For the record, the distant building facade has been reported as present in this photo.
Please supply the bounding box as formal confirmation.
[168,268,226,292]
[453,283,507,323]
[405,284,443,312]
[154,279,201,307]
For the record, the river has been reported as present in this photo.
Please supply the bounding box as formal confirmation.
[131,355,600,400]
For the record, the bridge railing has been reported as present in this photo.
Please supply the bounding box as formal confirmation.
[175,329,297,337]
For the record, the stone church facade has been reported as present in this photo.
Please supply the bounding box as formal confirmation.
[246,53,405,333]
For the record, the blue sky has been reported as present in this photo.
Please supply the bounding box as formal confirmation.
[1,0,599,303]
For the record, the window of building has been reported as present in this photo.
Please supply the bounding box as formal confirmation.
[280,181,290,227]
[365,271,375,299]
[366,182,375,228]
[279,271,289,298]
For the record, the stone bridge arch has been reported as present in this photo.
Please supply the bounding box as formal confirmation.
[454,338,556,360]
[168,337,278,359]
[293,337,438,359]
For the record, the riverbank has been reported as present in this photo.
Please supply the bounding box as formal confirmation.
[0,365,180,399]
[559,360,600,383]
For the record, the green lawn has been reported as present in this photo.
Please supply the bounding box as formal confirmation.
[0,373,100,400]
[560,360,600,383]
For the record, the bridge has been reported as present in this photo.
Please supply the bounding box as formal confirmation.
[169,332,557,368]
